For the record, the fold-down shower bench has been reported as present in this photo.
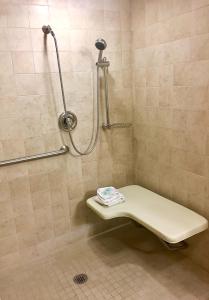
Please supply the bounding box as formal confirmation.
[87,185,208,249]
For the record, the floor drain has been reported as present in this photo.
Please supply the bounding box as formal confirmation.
[73,273,88,285]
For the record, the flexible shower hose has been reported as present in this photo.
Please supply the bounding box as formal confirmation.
[52,32,101,156]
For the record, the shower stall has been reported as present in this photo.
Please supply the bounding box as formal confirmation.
[0,1,208,300]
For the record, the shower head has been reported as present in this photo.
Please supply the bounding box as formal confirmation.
[42,25,55,37]
[95,38,107,51]
[95,38,107,62]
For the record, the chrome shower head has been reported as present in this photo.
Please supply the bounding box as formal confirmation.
[42,25,51,34]
[95,38,107,62]
[95,38,107,51]
[42,25,55,37]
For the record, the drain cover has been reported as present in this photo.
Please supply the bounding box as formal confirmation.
[73,273,88,285]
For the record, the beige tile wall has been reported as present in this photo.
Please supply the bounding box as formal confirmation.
[132,0,209,271]
[0,0,133,270]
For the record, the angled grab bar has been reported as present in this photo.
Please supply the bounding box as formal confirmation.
[0,145,69,167]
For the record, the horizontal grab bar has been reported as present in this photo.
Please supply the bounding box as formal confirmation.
[0,145,69,167]
[102,123,132,129]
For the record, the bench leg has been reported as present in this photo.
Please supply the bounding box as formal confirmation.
[132,221,188,251]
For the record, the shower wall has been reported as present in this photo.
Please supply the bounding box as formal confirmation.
[132,0,209,271]
[0,0,133,270]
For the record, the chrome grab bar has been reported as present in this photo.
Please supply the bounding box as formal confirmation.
[0,145,69,167]
[102,122,132,129]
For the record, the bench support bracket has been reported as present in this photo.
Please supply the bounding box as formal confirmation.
[160,240,188,251]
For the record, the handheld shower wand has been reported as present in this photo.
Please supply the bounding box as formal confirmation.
[95,38,110,69]
[95,38,107,62]
[42,25,55,37]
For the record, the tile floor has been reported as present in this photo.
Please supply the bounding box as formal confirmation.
[0,224,209,300]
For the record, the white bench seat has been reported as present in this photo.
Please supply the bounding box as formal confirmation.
[87,185,208,244]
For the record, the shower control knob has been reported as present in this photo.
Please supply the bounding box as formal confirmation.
[58,111,77,132]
